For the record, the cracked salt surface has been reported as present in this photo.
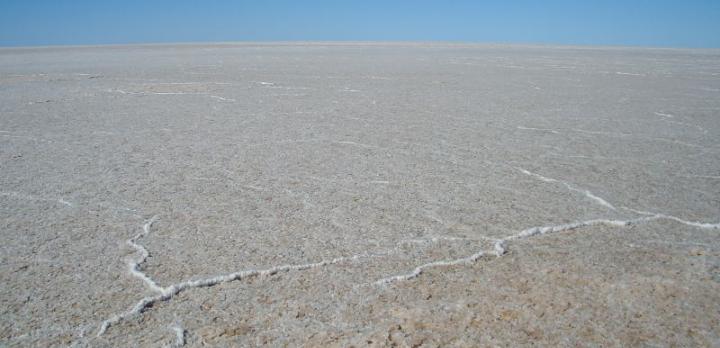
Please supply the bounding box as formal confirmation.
[97,214,387,337]
[377,200,719,286]
[2,43,720,346]
[93,170,719,340]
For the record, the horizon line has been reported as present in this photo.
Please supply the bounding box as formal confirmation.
[2,40,719,51]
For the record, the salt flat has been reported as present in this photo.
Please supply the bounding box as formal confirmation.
[1,43,719,347]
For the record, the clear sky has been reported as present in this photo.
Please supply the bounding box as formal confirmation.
[1,0,718,48]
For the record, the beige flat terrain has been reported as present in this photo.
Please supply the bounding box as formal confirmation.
[1,43,719,347]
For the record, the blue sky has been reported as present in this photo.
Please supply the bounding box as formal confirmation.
[1,1,718,48]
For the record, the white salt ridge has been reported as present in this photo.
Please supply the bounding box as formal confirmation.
[516,126,559,134]
[126,216,164,293]
[515,167,616,210]
[582,191,616,210]
[377,179,717,286]
[616,72,644,76]
[624,208,720,230]
[654,112,674,118]
[209,95,236,102]
[400,236,481,245]
[169,325,185,347]
[375,250,486,285]
[97,221,376,336]
[379,212,719,286]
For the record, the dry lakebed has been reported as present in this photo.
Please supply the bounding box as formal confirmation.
[1,43,719,347]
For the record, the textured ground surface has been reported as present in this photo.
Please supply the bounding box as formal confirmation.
[1,43,719,347]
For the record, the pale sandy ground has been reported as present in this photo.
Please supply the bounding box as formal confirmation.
[1,43,719,347]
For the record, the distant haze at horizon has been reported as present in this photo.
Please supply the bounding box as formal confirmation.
[1,0,719,48]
